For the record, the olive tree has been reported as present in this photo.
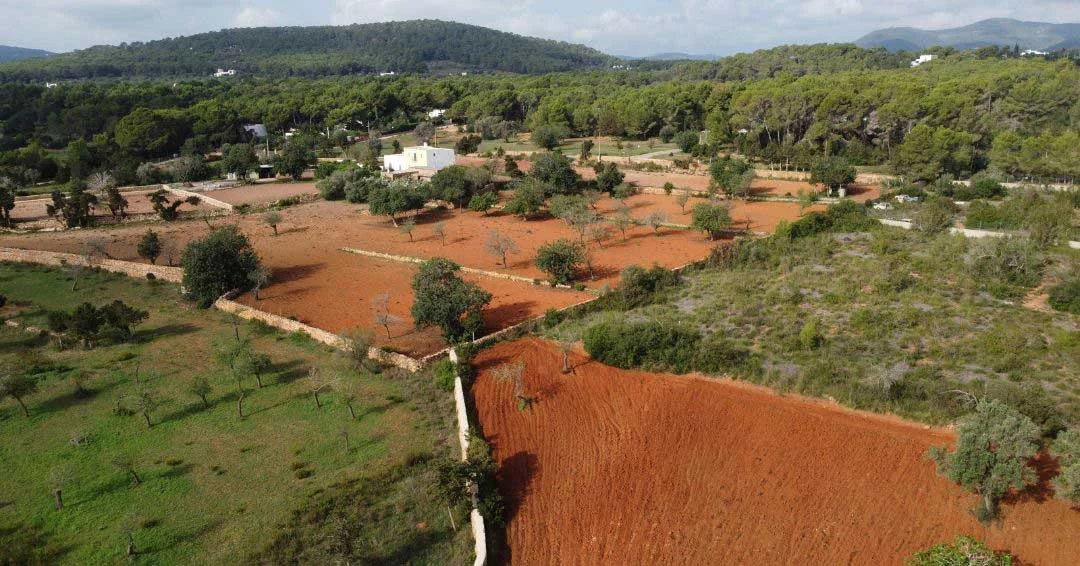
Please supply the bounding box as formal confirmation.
[0,370,37,417]
[928,399,1040,522]
[181,226,263,307]
[690,202,733,240]
[535,239,587,285]
[411,258,492,342]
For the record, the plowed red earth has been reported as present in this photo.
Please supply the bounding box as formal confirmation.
[472,338,1080,565]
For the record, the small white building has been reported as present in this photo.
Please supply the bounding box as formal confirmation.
[1021,49,1049,56]
[214,69,237,77]
[382,144,456,174]
[428,109,446,119]
[910,54,935,67]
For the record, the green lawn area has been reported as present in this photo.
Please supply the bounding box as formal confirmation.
[0,264,472,564]
[548,225,1080,428]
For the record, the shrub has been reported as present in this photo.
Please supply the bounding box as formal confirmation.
[583,320,701,373]
[181,226,263,307]
[616,264,680,308]
[1048,278,1080,314]
[432,359,456,391]
[912,197,956,234]
[693,335,753,375]
[909,535,1013,566]
[780,200,876,240]
[965,237,1042,290]
[672,131,699,154]
[535,239,587,285]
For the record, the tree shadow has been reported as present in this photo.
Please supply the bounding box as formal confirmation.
[268,263,326,284]
[36,380,121,416]
[373,526,455,564]
[159,462,195,480]
[135,323,199,343]
[159,401,211,425]
[412,207,455,226]
[0,331,51,353]
[498,451,538,524]
[482,301,538,328]
[1001,451,1060,506]
[272,359,309,384]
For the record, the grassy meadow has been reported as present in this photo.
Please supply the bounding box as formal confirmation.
[0,263,472,564]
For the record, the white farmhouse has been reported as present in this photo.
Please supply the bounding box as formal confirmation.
[214,69,237,77]
[910,54,935,67]
[382,144,456,174]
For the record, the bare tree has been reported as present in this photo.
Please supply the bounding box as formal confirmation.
[87,171,115,199]
[560,207,598,242]
[112,454,141,487]
[307,367,330,409]
[611,206,634,240]
[342,327,375,369]
[263,211,282,236]
[371,293,401,339]
[582,188,603,210]
[433,221,447,245]
[676,192,690,214]
[484,229,518,268]
[248,267,272,300]
[399,216,417,241]
[491,360,529,409]
[49,466,73,511]
[557,339,574,374]
[338,378,360,420]
[133,387,161,428]
[644,210,667,235]
[188,375,212,408]
[340,426,350,453]
[587,223,611,248]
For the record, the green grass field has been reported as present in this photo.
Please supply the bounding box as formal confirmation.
[0,264,472,564]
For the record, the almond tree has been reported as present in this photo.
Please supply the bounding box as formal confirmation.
[263,211,282,236]
[929,399,1040,522]
[644,210,667,235]
[485,229,518,268]
[0,370,37,417]
[307,367,330,409]
[371,293,401,339]
[491,360,529,409]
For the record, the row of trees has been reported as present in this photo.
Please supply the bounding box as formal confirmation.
[2,50,1076,184]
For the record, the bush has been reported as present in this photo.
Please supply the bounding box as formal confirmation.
[616,264,680,308]
[672,131,699,154]
[1048,278,1080,314]
[181,226,263,307]
[912,197,956,234]
[535,239,587,285]
[909,535,1012,566]
[432,359,456,391]
[693,335,753,375]
[779,200,876,240]
[965,236,1042,290]
[583,320,701,373]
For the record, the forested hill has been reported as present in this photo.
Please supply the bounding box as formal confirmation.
[0,20,615,81]
[0,45,52,63]
[856,18,1080,52]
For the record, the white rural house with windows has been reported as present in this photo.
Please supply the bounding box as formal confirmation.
[910,54,935,67]
[382,144,456,174]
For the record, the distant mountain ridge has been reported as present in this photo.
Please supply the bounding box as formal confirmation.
[0,20,614,81]
[0,45,52,63]
[856,18,1080,51]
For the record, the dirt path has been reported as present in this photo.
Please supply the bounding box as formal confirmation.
[473,338,1080,565]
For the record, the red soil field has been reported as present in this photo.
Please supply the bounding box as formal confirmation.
[333,204,720,288]
[473,338,1080,565]
[0,201,591,357]
[201,182,319,205]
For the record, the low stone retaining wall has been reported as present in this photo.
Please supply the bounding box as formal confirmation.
[213,296,422,372]
[164,185,234,212]
[0,247,183,282]
[341,247,579,290]
[877,219,1080,248]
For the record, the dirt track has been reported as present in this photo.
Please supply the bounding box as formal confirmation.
[473,338,1080,565]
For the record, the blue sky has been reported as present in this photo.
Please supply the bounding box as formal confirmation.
[4,0,1080,56]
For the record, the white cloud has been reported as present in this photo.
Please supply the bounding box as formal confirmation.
[234,6,283,27]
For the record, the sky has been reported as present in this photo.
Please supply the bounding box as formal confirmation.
[3,0,1080,56]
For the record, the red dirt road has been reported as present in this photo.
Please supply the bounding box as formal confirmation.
[473,338,1080,565]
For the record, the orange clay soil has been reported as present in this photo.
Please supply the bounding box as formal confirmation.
[472,338,1080,565]
[201,182,319,205]
[0,201,590,357]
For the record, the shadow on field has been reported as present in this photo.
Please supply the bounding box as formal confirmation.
[272,359,309,384]
[136,322,199,342]
[37,380,121,416]
[499,451,538,524]
[271,262,326,284]
[483,301,538,327]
